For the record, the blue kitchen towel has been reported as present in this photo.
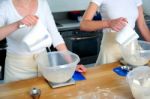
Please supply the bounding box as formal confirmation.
[113,66,128,77]
[72,71,86,81]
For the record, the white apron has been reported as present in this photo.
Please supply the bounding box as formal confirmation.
[4,51,48,83]
[95,32,122,66]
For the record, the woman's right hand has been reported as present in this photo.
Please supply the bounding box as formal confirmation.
[108,17,127,32]
[18,15,39,27]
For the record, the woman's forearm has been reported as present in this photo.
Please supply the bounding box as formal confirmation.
[138,22,150,42]
[55,43,68,51]
[137,6,150,42]
[80,20,110,32]
[0,21,19,40]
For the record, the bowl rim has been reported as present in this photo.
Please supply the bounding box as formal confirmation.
[39,50,80,69]
[126,66,150,80]
[122,40,150,53]
[138,40,150,51]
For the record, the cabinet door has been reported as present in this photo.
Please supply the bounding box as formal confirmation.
[48,0,90,12]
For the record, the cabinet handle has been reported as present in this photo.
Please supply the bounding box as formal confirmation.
[70,36,97,40]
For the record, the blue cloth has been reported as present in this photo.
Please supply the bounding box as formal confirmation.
[72,71,86,81]
[113,66,129,76]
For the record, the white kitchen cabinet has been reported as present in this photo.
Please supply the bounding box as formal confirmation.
[48,0,90,12]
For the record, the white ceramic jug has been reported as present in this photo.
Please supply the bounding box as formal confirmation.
[22,20,52,51]
[116,24,139,46]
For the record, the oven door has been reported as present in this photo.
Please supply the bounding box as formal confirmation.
[61,30,102,64]
[0,39,7,80]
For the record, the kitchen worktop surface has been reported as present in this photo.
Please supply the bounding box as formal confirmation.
[0,62,133,99]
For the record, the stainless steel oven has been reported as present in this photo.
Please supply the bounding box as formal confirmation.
[0,39,7,80]
[60,29,102,65]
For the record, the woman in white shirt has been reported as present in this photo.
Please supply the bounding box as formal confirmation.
[80,0,150,65]
[0,0,86,83]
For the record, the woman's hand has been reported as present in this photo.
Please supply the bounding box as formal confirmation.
[76,64,87,73]
[108,17,127,32]
[18,15,39,27]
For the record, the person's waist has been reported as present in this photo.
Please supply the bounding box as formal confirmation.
[103,28,116,33]
[6,49,47,60]
[7,48,46,56]
[103,29,117,37]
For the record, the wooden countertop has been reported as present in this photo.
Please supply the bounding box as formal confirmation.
[0,62,133,99]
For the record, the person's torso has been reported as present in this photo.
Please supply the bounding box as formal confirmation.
[3,0,49,55]
[99,0,139,29]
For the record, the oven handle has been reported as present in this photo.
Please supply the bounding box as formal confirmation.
[0,47,7,51]
[70,36,97,40]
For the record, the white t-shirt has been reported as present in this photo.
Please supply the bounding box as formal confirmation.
[0,0,64,55]
[91,0,143,65]
[91,0,142,32]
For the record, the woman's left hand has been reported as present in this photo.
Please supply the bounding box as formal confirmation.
[76,64,87,73]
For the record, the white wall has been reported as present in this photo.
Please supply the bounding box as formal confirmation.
[0,0,3,3]
[143,0,150,16]
[48,0,90,12]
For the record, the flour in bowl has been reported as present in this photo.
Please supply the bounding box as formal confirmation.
[41,66,76,83]
[130,79,150,99]
[121,40,149,66]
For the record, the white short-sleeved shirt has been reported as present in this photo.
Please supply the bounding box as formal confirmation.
[91,0,142,31]
[0,0,64,55]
